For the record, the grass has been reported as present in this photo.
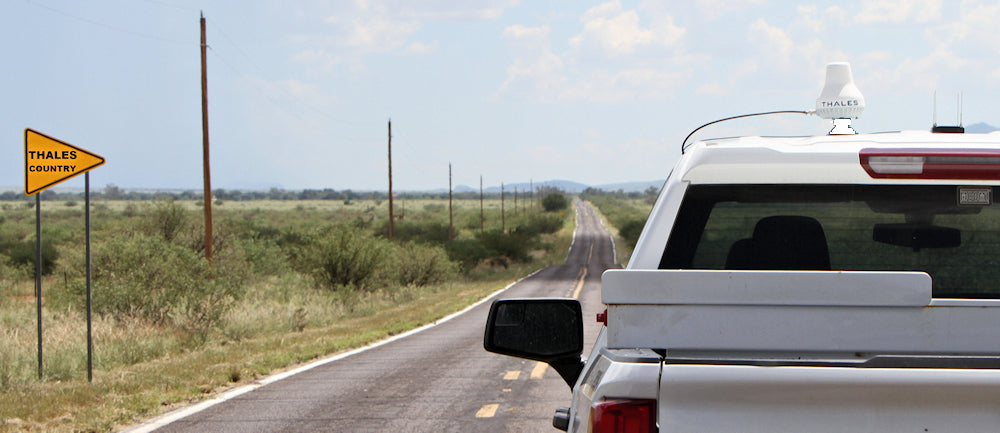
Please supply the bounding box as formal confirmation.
[0,197,576,433]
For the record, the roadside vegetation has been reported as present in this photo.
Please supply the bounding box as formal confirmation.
[0,189,575,432]
[581,187,659,264]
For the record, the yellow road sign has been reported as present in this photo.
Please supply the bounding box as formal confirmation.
[25,129,105,196]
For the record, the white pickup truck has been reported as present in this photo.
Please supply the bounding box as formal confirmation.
[485,63,1000,432]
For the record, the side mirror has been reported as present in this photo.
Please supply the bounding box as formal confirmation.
[484,298,584,388]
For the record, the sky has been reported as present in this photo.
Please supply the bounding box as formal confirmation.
[3,0,1000,192]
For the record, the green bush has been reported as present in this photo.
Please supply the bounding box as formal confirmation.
[298,225,395,291]
[375,220,451,244]
[514,213,564,237]
[445,239,493,271]
[146,199,188,242]
[481,229,534,264]
[2,238,58,276]
[396,242,458,286]
[542,193,569,212]
[88,234,243,331]
[234,237,290,276]
[618,218,646,248]
[228,216,283,242]
[122,203,138,217]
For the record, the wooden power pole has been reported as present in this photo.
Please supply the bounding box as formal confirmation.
[448,163,454,241]
[387,119,394,241]
[200,11,213,264]
[479,175,484,239]
[501,182,505,232]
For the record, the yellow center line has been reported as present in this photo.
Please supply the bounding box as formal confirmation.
[530,361,547,379]
[503,370,520,380]
[476,404,499,418]
[571,267,588,299]
[587,243,594,264]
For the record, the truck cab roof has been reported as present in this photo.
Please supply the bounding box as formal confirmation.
[680,130,1000,185]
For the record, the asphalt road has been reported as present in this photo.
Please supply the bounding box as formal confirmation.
[143,200,615,433]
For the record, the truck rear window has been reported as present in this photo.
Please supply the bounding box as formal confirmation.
[659,185,1000,298]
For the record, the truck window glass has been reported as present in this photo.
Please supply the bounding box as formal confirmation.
[659,184,1000,299]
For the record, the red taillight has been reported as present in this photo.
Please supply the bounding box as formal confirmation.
[591,399,656,433]
[860,148,1000,180]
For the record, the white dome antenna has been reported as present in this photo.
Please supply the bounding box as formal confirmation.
[816,62,865,134]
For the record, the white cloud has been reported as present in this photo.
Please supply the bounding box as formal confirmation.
[495,25,566,101]
[404,41,437,55]
[317,0,520,57]
[823,5,851,27]
[789,4,851,34]
[570,1,684,57]
[695,59,758,97]
[335,14,421,53]
[693,0,764,20]
[695,82,726,96]
[359,0,520,21]
[864,49,971,94]
[402,1,520,21]
[291,48,341,74]
[855,0,943,24]
[248,77,336,109]
[496,2,694,102]
[563,68,684,102]
[503,24,550,42]
[926,1,1000,53]
[747,18,794,66]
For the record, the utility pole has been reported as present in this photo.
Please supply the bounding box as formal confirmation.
[514,186,518,215]
[501,182,505,232]
[530,179,533,211]
[448,162,454,241]
[388,119,394,241]
[200,11,213,264]
[479,175,484,239]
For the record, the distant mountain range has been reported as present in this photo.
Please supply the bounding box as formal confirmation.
[964,122,999,133]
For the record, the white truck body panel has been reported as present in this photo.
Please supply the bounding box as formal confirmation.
[659,365,1000,433]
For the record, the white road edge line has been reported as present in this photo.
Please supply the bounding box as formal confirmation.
[123,269,544,433]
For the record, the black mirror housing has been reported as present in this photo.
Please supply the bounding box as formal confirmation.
[484,298,584,387]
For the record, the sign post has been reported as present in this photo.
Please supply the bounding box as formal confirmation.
[24,129,105,381]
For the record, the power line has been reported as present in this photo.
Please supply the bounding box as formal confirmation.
[26,0,191,45]
[207,20,269,77]
[203,18,370,128]
[136,0,198,13]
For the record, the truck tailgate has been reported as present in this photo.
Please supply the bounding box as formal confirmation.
[660,364,1000,432]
